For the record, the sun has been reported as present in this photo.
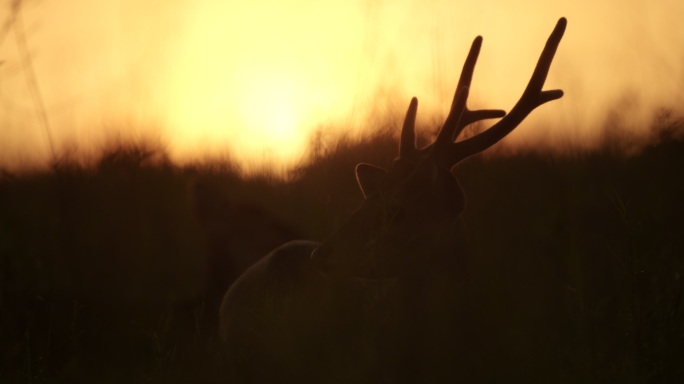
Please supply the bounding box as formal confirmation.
[237,74,303,155]
[161,55,317,165]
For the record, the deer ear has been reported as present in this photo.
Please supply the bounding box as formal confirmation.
[355,163,387,198]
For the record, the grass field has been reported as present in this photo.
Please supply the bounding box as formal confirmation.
[1,117,683,382]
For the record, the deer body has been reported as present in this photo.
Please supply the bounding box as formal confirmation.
[219,18,567,382]
[221,243,470,382]
[220,240,403,382]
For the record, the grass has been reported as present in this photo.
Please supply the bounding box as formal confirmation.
[1,116,683,382]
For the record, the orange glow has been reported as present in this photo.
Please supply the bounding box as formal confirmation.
[0,1,683,171]
[158,0,364,165]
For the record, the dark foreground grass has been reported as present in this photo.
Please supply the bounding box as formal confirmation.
[1,124,683,383]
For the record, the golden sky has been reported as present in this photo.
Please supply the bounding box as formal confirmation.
[1,0,683,171]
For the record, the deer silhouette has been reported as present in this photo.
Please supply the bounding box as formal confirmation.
[219,18,567,383]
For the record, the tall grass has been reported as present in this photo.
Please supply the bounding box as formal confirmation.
[1,116,683,382]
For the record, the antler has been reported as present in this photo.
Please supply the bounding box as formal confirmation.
[398,37,505,161]
[398,18,566,167]
[439,36,506,145]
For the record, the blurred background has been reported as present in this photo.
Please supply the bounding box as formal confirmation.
[1,0,683,382]
[0,0,683,172]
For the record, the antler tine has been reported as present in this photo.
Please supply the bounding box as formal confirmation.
[416,36,506,159]
[448,36,506,142]
[398,97,418,159]
[433,86,469,155]
[435,36,482,147]
[447,17,567,164]
[454,108,507,140]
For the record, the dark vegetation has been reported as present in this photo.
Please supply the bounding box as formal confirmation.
[1,117,683,383]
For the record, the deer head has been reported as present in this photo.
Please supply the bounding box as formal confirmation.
[311,18,566,279]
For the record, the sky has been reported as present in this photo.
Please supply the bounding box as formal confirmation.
[1,0,683,171]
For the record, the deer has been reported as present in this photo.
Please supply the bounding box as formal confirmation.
[219,18,567,383]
